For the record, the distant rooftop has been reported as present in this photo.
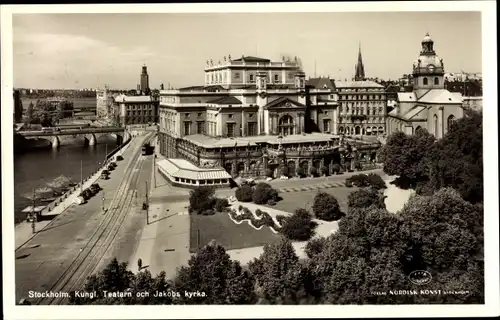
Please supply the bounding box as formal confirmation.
[336,80,384,88]
[114,94,153,103]
[231,56,271,63]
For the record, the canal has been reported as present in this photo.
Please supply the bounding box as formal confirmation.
[13,138,119,224]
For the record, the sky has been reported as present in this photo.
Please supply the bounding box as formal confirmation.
[12,11,482,90]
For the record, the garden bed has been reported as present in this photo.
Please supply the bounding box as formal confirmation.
[189,211,280,253]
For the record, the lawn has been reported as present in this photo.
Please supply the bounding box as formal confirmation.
[189,211,281,253]
[267,186,358,214]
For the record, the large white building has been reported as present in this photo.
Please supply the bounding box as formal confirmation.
[386,33,464,139]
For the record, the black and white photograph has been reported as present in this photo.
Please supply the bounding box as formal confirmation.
[1,2,498,319]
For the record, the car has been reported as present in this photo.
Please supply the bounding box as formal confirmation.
[101,169,109,175]
[79,190,91,200]
[74,196,86,205]
[116,155,124,161]
[109,162,117,168]
[90,183,101,193]
[100,173,109,180]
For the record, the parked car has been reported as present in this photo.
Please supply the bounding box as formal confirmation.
[109,162,117,168]
[116,155,124,161]
[90,183,101,194]
[79,189,92,200]
[74,196,86,205]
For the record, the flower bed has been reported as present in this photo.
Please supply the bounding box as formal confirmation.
[227,206,283,233]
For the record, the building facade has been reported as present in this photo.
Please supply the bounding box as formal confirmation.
[158,55,381,181]
[113,94,159,126]
[386,33,464,138]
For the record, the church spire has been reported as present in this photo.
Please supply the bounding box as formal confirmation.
[354,42,366,81]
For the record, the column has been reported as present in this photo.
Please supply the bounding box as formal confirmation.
[439,106,444,139]
[333,107,338,134]
[273,114,278,135]
[241,109,246,137]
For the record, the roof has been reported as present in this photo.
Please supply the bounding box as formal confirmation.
[403,105,427,120]
[397,92,417,102]
[157,158,231,181]
[178,85,226,92]
[207,96,242,105]
[307,77,336,90]
[183,133,339,148]
[417,89,462,104]
[266,84,296,90]
[264,97,305,109]
[114,94,152,103]
[232,56,271,63]
[336,80,384,88]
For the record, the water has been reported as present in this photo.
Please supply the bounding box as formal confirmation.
[13,138,119,224]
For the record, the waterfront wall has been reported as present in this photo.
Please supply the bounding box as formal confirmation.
[35,137,132,219]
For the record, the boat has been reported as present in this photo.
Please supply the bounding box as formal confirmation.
[40,197,56,203]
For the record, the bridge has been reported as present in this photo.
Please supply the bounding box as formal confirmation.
[17,127,130,148]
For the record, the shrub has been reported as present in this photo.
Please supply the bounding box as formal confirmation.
[238,205,243,211]
[305,237,326,259]
[310,167,318,177]
[201,209,215,216]
[347,188,386,209]
[235,185,253,202]
[188,187,216,215]
[281,166,289,177]
[265,168,274,178]
[252,183,278,205]
[321,165,329,176]
[346,174,369,187]
[280,208,317,241]
[255,209,263,217]
[345,180,353,188]
[332,163,341,174]
[296,167,306,178]
[267,199,276,206]
[214,198,229,212]
[366,173,386,190]
[312,192,343,221]
[276,214,288,227]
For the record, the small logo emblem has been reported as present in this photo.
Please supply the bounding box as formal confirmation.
[409,270,432,285]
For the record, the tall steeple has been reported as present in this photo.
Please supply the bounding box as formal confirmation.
[354,42,366,81]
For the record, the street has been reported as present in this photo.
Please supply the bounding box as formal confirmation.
[15,133,154,304]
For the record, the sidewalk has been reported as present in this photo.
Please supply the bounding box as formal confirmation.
[14,139,135,251]
[128,157,191,279]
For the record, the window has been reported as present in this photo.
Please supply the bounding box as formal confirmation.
[278,115,294,135]
[323,119,331,132]
[198,113,202,117]
[249,74,254,82]
[434,77,439,85]
[227,123,235,137]
[184,122,191,135]
[433,114,438,136]
[248,122,257,136]
[423,77,428,85]
[447,115,455,132]
[228,114,233,119]
[249,113,254,118]
[185,113,190,118]
[197,121,205,134]
[274,74,279,82]
[235,72,241,80]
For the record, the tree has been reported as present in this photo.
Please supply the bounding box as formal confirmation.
[366,173,387,190]
[296,166,305,178]
[281,166,289,177]
[70,258,135,305]
[214,198,229,212]
[397,188,484,303]
[249,238,313,304]
[235,184,253,202]
[305,236,327,259]
[378,129,436,187]
[13,90,23,123]
[26,102,34,125]
[173,240,256,304]
[424,110,483,203]
[347,188,386,210]
[280,208,317,241]
[188,187,215,214]
[312,192,343,221]
[252,183,278,205]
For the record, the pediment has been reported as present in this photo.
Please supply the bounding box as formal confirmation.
[265,97,305,110]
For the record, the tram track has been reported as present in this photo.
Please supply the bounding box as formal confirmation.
[37,133,154,305]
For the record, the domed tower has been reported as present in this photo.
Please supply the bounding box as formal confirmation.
[412,33,445,92]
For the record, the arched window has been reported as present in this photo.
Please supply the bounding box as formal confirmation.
[447,115,455,132]
[423,77,428,85]
[434,77,439,85]
[338,126,344,134]
[355,126,361,135]
[279,115,294,135]
[415,126,422,133]
[433,114,438,136]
